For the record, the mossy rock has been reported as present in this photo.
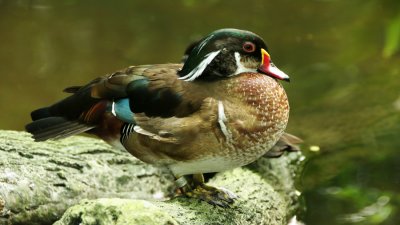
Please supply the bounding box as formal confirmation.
[0,130,304,225]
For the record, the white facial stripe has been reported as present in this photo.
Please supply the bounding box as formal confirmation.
[179,50,221,81]
[233,52,257,76]
[197,35,214,53]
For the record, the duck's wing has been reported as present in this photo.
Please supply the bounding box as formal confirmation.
[26,64,206,141]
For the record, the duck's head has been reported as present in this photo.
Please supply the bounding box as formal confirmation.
[179,28,290,82]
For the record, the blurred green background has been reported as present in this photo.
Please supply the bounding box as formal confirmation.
[1,0,400,224]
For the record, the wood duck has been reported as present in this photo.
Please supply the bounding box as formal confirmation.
[26,28,293,207]
[180,39,301,158]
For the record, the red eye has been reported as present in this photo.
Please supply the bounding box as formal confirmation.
[242,42,256,53]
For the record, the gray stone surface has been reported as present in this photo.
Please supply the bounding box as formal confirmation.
[0,130,304,225]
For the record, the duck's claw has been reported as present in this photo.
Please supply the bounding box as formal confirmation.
[184,183,237,207]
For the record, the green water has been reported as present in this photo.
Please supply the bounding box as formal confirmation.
[1,0,399,224]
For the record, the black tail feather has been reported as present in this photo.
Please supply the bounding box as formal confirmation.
[265,133,303,158]
[31,107,52,121]
[25,117,94,141]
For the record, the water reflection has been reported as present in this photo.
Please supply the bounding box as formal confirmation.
[339,195,391,224]
[0,0,399,224]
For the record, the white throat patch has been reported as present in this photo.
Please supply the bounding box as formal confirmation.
[179,50,221,82]
[233,52,257,76]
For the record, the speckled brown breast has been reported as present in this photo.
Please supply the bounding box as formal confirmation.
[219,73,289,165]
